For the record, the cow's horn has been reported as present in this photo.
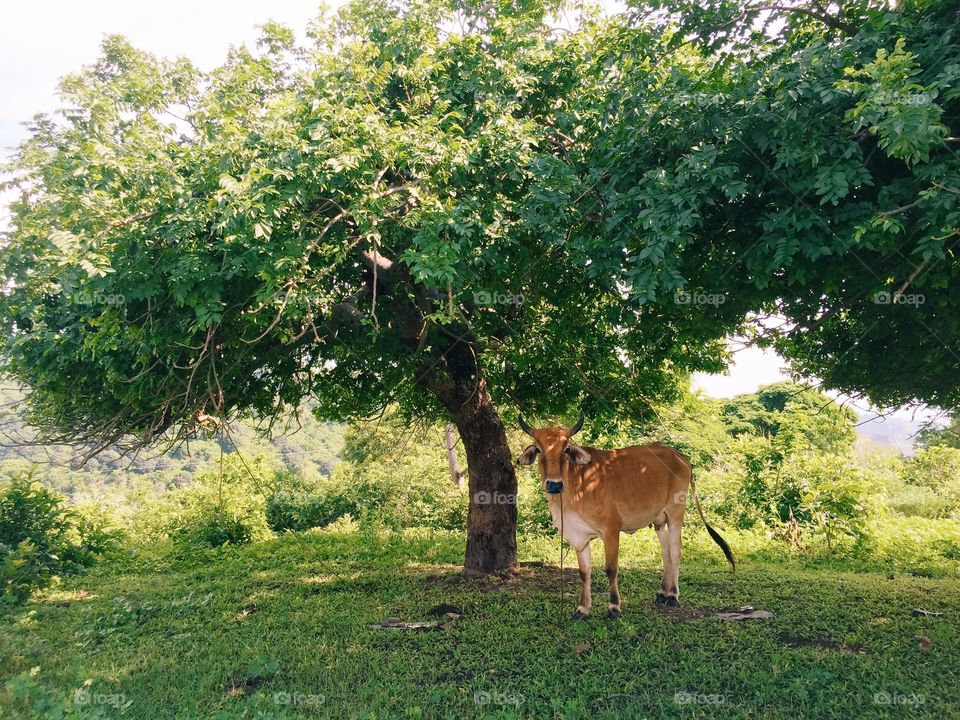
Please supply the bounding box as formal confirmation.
[518,415,535,437]
[569,412,585,436]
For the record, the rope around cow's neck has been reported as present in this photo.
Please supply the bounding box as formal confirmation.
[558,491,565,625]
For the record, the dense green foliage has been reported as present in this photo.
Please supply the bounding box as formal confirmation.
[1,0,957,463]
[625,0,960,410]
[628,383,890,541]
[0,477,116,603]
[266,416,554,535]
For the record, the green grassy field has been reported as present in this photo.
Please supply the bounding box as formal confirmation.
[2,526,959,719]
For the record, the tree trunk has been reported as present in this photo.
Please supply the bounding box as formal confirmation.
[359,247,516,575]
[417,334,518,576]
[453,386,517,576]
[444,424,464,487]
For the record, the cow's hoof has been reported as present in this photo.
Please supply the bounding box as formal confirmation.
[571,610,589,621]
[607,608,622,620]
[665,596,680,607]
[655,593,667,605]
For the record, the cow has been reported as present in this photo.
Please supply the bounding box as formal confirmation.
[517,414,735,619]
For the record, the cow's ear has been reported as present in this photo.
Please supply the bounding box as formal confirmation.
[517,444,539,465]
[567,444,592,465]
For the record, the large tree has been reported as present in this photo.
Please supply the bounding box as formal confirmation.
[1,0,958,574]
[0,2,732,574]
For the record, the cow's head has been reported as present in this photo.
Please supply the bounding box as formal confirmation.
[516,413,591,494]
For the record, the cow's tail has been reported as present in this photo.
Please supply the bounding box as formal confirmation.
[689,474,736,572]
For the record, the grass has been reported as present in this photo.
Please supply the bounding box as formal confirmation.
[2,524,959,719]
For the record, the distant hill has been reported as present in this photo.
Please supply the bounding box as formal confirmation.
[854,411,922,456]
[0,387,345,501]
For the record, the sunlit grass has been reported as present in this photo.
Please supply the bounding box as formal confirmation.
[2,525,958,719]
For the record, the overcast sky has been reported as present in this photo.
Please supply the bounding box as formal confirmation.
[0,2,936,446]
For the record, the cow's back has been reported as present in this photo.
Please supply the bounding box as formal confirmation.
[575,443,691,531]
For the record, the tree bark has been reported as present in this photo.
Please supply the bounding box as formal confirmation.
[417,337,518,576]
[452,384,517,576]
[358,247,516,575]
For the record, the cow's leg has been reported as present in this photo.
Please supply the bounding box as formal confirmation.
[572,544,592,620]
[654,519,673,605]
[603,532,622,619]
[663,519,683,607]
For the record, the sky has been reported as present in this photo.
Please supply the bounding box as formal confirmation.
[0,1,939,450]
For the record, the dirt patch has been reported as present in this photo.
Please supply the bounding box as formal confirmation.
[234,603,258,622]
[500,564,581,592]
[427,603,463,617]
[419,563,580,594]
[420,575,464,590]
[224,675,264,698]
[779,636,869,654]
[303,579,381,595]
[655,604,711,623]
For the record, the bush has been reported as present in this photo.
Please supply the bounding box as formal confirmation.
[884,481,955,518]
[265,436,471,533]
[190,512,254,547]
[2,540,49,604]
[516,470,553,535]
[0,475,117,603]
[900,446,960,517]
[699,436,883,540]
[133,454,278,548]
[790,454,883,540]
[266,488,355,532]
[327,460,468,531]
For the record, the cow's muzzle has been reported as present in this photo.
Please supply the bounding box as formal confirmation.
[545,480,564,494]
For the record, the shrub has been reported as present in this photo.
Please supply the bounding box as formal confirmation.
[2,540,50,604]
[0,475,117,603]
[133,454,277,548]
[883,481,955,518]
[265,444,471,533]
[901,446,960,517]
[775,453,883,540]
[190,512,254,548]
[266,488,355,532]
[329,460,468,531]
[516,470,553,535]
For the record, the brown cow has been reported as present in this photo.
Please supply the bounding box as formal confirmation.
[517,414,735,619]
